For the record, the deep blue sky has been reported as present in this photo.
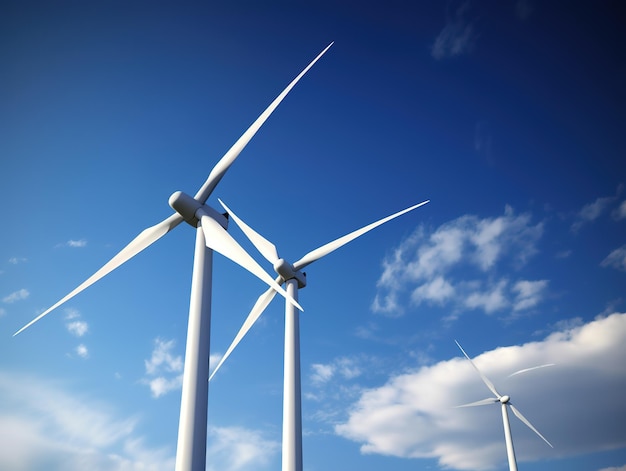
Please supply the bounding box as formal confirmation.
[1,1,625,471]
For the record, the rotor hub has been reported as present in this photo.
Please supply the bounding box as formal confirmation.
[169,191,227,229]
[499,395,510,404]
[273,259,306,288]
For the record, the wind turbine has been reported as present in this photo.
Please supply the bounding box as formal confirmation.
[210,197,430,471]
[455,340,554,471]
[13,43,333,471]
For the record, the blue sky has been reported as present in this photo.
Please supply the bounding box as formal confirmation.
[1,1,625,470]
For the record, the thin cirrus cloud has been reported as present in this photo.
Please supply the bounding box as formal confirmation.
[0,371,278,471]
[602,245,626,272]
[335,312,626,471]
[431,1,477,60]
[205,426,280,471]
[3,288,29,304]
[372,206,545,317]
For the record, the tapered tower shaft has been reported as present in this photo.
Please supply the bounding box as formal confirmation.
[501,403,518,471]
[176,226,213,471]
[282,279,303,471]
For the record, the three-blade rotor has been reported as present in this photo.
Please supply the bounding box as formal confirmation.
[14,42,333,336]
[209,199,429,380]
[455,340,553,448]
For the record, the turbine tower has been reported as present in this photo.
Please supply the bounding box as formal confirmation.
[210,198,430,471]
[13,43,334,471]
[455,341,554,471]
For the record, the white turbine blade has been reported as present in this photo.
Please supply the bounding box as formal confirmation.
[509,404,554,448]
[194,42,334,204]
[507,364,555,378]
[293,200,429,271]
[218,198,279,263]
[199,215,302,311]
[209,284,280,381]
[14,213,184,336]
[455,397,498,408]
[455,340,502,399]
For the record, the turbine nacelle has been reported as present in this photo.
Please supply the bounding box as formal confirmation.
[273,258,307,288]
[500,395,511,404]
[169,191,228,229]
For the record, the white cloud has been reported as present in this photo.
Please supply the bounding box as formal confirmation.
[147,376,182,399]
[512,280,549,311]
[372,207,543,317]
[602,245,626,272]
[0,372,174,471]
[205,426,279,471]
[0,308,5,317]
[67,239,87,248]
[431,1,477,60]
[145,338,183,375]
[3,288,29,303]
[336,313,626,470]
[598,465,626,471]
[143,338,183,398]
[8,257,27,264]
[67,320,88,337]
[411,276,455,306]
[75,344,89,358]
[311,363,335,385]
[464,279,509,313]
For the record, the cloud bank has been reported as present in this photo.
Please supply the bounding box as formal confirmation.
[335,313,626,470]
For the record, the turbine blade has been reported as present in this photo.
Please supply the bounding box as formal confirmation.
[199,215,302,311]
[509,404,554,448]
[209,284,279,381]
[455,398,498,408]
[218,199,279,263]
[14,213,184,336]
[193,42,334,204]
[507,364,555,378]
[293,200,429,271]
[455,340,502,399]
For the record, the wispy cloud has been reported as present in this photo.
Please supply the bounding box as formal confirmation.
[8,257,27,265]
[571,194,617,232]
[598,465,626,471]
[601,245,626,272]
[612,200,626,221]
[0,307,6,317]
[310,357,363,386]
[3,288,29,304]
[431,1,477,60]
[372,206,544,317]
[56,239,88,248]
[0,372,174,471]
[205,426,280,471]
[143,338,183,398]
[336,313,626,470]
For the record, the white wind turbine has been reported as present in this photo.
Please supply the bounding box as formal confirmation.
[210,198,430,471]
[455,340,554,471]
[13,43,334,471]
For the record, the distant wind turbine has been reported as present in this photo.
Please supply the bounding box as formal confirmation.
[455,340,554,471]
[210,198,429,471]
[13,43,334,471]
